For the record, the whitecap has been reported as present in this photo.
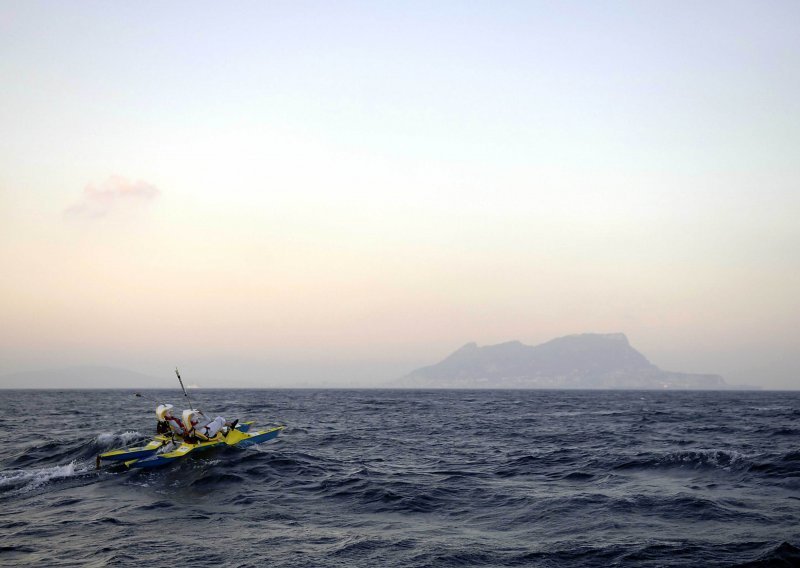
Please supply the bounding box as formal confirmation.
[660,448,756,470]
[119,431,142,444]
[95,432,116,444]
[0,461,86,493]
[95,431,142,445]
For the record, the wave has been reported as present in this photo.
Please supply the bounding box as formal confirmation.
[769,427,800,436]
[94,430,143,446]
[0,461,89,495]
[306,470,458,514]
[614,449,754,472]
[189,472,245,487]
[747,450,800,477]
[608,493,768,522]
[734,542,800,567]
[6,430,148,470]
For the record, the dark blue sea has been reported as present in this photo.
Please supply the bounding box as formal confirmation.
[1,389,799,567]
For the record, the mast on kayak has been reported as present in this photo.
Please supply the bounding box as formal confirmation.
[175,367,195,410]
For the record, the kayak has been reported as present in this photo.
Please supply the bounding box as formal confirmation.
[125,426,283,469]
[95,421,280,469]
[96,422,253,466]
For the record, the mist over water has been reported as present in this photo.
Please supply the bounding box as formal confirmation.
[1,389,799,566]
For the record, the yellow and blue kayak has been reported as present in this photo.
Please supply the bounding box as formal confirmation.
[124,426,283,469]
[96,421,280,469]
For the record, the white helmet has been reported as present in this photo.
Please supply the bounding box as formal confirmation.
[155,404,174,421]
[182,409,200,431]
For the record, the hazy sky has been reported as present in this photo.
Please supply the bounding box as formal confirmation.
[1,1,798,388]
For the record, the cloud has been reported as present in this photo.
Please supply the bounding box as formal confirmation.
[65,176,160,219]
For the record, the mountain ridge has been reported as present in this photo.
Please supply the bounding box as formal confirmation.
[397,333,744,390]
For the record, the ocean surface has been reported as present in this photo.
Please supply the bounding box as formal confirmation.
[1,389,799,567]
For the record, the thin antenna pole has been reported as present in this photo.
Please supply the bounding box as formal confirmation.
[175,367,195,409]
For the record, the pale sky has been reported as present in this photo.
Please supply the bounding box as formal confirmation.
[1,1,798,388]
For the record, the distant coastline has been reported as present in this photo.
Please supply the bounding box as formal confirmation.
[395,333,759,391]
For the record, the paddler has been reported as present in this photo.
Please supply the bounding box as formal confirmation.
[181,409,237,442]
[155,404,187,437]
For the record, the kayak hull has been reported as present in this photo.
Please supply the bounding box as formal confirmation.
[125,425,284,469]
